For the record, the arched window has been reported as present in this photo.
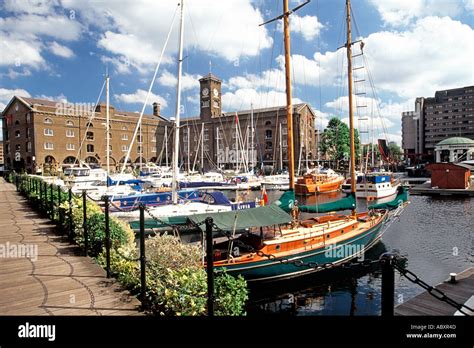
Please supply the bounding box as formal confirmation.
[63,156,77,164]
[86,122,93,128]
[265,130,272,139]
[86,131,94,140]
[44,155,56,164]
[66,120,74,127]
[15,120,20,126]
[265,120,272,126]
[15,130,20,138]
[86,144,94,153]
[44,118,53,124]
[85,156,98,164]
[122,126,128,131]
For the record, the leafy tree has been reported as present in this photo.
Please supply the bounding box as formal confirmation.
[319,117,360,168]
[388,142,402,162]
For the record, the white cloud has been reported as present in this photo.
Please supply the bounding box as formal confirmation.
[2,0,58,15]
[0,88,31,111]
[1,68,32,79]
[0,34,45,68]
[35,93,68,103]
[49,41,74,58]
[287,14,324,41]
[61,0,272,73]
[157,70,200,91]
[368,0,465,26]
[222,88,302,112]
[114,89,168,109]
[465,0,474,11]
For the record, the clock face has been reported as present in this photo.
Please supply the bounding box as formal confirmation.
[213,88,219,97]
[202,88,209,96]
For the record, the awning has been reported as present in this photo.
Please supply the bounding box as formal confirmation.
[188,204,292,231]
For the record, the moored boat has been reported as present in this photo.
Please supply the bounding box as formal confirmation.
[295,170,344,195]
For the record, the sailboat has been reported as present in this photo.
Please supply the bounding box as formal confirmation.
[188,0,393,281]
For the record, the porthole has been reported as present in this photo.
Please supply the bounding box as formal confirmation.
[275,245,280,250]
[326,234,330,239]
[341,230,344,234]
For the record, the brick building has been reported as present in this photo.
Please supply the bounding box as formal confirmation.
[1,96,167,174]
[402,86,474,163]
[179,73,317,172]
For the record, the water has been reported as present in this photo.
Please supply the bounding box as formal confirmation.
[227,189,474,316]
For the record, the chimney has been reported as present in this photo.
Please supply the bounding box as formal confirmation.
[153,102,160,116]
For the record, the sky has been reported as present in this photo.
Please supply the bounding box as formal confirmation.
[1,0,473,145]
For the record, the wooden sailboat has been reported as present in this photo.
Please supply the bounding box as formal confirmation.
[194,0,389,281]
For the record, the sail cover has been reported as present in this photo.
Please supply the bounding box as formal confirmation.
[188,204,291,231]
[378,139,391,162]
[272,190,295,213]
[299,193,356,213]
[369,186,408,210]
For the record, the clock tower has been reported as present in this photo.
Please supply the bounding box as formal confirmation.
[199,73,222,120]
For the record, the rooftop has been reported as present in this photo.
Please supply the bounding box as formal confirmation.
[436,137,474,146]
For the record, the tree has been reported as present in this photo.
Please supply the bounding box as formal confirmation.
[388,142,402,163]
[319,117,360,169]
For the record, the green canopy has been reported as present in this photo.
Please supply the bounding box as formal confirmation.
[369,186,408,210]
[272,190,295,213]
[299,193,356,213]
[129,215,188,230]
[188,204,292,231]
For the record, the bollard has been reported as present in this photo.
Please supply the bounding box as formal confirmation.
[205,217,214,317]
[104,196,111,278]
[68,188,73,240]
[139,204,146,304]
[82,191,88,256]
[380,252,396,317]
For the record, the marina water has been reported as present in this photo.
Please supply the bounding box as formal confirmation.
[227,190,473,315]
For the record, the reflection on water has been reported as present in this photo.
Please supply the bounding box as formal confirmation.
[226,189,474,316]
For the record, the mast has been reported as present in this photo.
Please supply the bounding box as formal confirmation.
[201,123,204,173]
[235,114,239,172]
[187,126,190,172]
[346,0,357,214]
[164,125,168,167]
[283,0,295,190]
[172,0,185,204]
[279,123,283,171]
[216,127,219,170]
[250,103,254,171]
[105,73,110,177]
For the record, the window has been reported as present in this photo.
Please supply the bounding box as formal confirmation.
[204,133,209,141]
[86,122,93,128]
[44,142,54,150]
[152,135,156,143]
[266,141,273,150]
[15,120,20,126]
[26,128,30,138]
[5,144,10,153]
[5,131,8,141]
[86,131,94,140]
[151,147,157,153]
[265,120,272,126]
[86,144,94,153]
[66,120,74,127]
[26,114,31,123]
[66,143,75,151]
[122,145,129,152]
[44,118,53,124]
[122,126,128,131]
[137,135,143,143]
[15,130,21,138]
[121,134,128,141]
[213,100,219,108]
[27,142,32,152]
[15,144,21,151]
[137,146,142,153]
[265,130,272,139]
[66,129,75,137]
[44,128,54,136]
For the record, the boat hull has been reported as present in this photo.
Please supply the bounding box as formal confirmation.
[295,176,344,195]
[216,214,387,281]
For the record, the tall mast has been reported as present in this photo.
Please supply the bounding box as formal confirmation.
[187,126,190,172]
[250,103,255,171]
[216,127,220,170]
[164,125,168,167]
[172,0,185,204]
[346,0,356,214]
[105,73,110,176]
[201,123,204,173]
[279,123,283,171]
[283,0,295,190]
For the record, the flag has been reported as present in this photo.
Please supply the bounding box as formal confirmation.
[261,185,268,206]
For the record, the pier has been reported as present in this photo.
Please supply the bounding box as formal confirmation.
[0,178,142,315]
[409,182,474,197]
[395,267,474,316]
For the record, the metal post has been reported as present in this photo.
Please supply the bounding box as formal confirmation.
[139,204,146,304]
[82,191,88,256]
[50,184,54,220]
[68,188,73,240]
[57,185,62,226]
[104,195,111,278]
[205,217,214,317]
[380,252,396,317]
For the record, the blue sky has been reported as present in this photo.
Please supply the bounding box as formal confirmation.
[1,0,473,145]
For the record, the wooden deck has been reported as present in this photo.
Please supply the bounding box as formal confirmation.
[409,182,474,197]
[0,178,142,315]
[395,267,474,316]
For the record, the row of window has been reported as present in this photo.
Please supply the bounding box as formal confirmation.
[42,118,150,133]
[42,143,156,153]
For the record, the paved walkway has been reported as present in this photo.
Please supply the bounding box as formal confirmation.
[0,178,142,315]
